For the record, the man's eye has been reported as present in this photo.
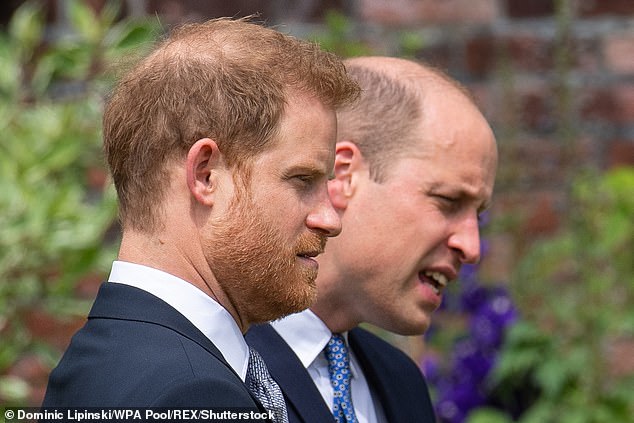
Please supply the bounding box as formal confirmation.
[434,194,462,213]
[292,175,318,188]
[435,194,457,203]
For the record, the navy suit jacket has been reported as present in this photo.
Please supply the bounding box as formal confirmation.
[245,323,436,423]
[43,282,268,414]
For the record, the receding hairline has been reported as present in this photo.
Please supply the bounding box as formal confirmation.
[138,19,276,78]
[103,17,359,233]
[339,56,492,182]
[344,56,476,103]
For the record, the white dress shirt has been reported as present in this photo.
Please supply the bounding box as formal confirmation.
[108,260,249,381]
[271,309,387,423]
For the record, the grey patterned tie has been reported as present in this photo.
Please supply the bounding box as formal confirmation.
[246,347,289,423]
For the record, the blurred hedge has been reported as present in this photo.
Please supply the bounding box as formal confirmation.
[0,0,158,405]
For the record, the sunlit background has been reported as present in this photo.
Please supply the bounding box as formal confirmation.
[1,1,632,422]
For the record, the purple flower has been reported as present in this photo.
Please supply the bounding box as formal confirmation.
[452,339,496,383]
[478,210,491,227]
[460,281,489,313]
[421,356,441,384]
[436,396,467,423]
[470,289,517,349]
[436,379,486,423]
[421,226,521,421]
[434,340,494,422]
[459,264,479,285]
[480,238,491,258]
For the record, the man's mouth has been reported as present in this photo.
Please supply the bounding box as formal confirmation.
[419,270,449,295]
[297,251,322,260]
[295,235,327,261]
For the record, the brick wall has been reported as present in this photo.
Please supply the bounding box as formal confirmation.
[14,0,633,320]
[333,0,634,282]
[137,0,633,279]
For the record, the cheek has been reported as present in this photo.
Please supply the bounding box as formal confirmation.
[363,208,448,278]
[412,203,452,236]
[380,205,437,245]
[254,192,306,237]
[348,201,423,260]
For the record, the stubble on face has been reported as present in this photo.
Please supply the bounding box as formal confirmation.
[206,188,327,326]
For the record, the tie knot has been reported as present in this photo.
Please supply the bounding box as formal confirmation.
[325,334,349,368]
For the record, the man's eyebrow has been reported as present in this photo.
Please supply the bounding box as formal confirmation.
[282,163,328,177]
[427,182,476,195]
[428,182,492,209]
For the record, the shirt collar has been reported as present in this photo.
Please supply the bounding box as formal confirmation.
[271,309,331,368]
[271,309,358,378]
[108,260,249,381]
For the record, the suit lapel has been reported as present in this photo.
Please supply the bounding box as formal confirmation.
[349,328,400,422]
[246,324,335,423]
[350,328,436,423]
[86,282,273,419]
[89,282,236,377]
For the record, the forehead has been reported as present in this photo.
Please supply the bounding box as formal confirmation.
[388,90,498,198]
[394,140,496,190]
[417,86,496,163]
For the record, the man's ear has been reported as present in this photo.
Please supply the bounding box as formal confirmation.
[186,138,223,206]
[328,140,365,210]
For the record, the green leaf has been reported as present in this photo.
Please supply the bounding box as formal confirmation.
[98,0,122,30]
[399,30,425,58]
[0,37,22,99]
[467,408,512,423]
[8,0,44,61]
[0,375,30,402]
[1,0,154,407]
[533,357,571,398]
[106,20,159,51]
[67,0,101,43]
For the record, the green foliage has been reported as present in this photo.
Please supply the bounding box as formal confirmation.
[310,10,372,58]
[0,0,159,405]
[477,167,634,423]
[468,408,513,423]
[398,30,425,59]
[310,10,424,60]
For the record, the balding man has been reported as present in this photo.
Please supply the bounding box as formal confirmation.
[247,57,498,423]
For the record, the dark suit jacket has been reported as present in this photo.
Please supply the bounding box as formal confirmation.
[245,323,436,423]
[43,282,267,413]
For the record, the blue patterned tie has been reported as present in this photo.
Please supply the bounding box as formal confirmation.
[325,334,358,423]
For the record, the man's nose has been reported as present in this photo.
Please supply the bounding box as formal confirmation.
[447,212,481,264]
[306,193,342,237]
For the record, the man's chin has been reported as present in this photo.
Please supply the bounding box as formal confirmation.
[285,284,318,316]
[373,313,432,337]
[250,280,317,324]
